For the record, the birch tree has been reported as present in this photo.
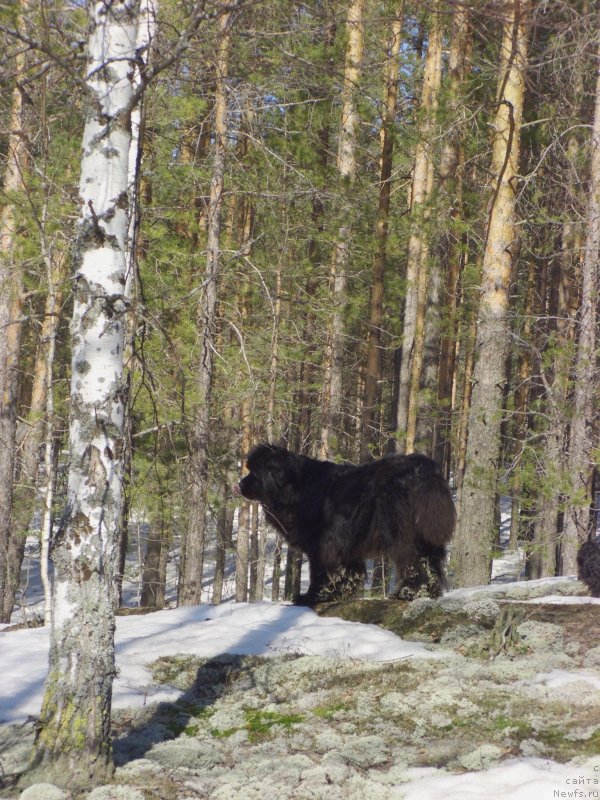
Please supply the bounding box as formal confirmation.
[452,0,528,588]
[27,0,142,787]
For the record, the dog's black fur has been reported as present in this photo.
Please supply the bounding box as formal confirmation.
[577,541,600,598]
[238,444,456,606]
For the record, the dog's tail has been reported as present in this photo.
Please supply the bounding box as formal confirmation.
[414,471,456,547]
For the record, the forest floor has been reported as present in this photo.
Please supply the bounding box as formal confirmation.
[2,579,600,799]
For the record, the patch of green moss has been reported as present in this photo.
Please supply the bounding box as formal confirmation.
[210,726,239,739]
[165,720,203,737]
[210,709,305,742]
[537,726,600,759]
[244,710,305,741]
[315,660,419,695]
[489,715,534,744]
[319,597,498,646]
[313,703,350,720]
[149,654,202,687]
[319,598,406,628]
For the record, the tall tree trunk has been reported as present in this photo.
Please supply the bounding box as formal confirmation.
[235,202,255,603]
[431,3,471,471]
[235,395,252,603]
[451,0,528,588]
[213,497,233,604]
[454,308,477,504]
[249,503,265,601]
[27,1,140,788]
[361,2,404,460]
[22,246,66,625]
[319,0,364,459]
[296,79,335,455]
[140,520,168,609]
[118,0,157,605]
[0,5,28,624]
[284,547,303,602]
[561,33,600,574]
[529,137,582,578]
[508,255,535,551]
[180,5,232,605]
[394,3,442,454]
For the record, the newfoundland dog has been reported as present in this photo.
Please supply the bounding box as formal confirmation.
[577,540,600,597]
[237,444,455,606]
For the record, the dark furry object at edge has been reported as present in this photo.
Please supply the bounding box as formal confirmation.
[237,444,456,607]
[577,540,600,598]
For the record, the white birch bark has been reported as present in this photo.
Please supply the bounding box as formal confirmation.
[29,1,141,787]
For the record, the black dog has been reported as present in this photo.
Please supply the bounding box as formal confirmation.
[237,444,455,606]
[577,541,600,598]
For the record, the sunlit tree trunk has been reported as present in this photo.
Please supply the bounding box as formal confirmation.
[27,1,140,787]
[0,5,28,623]
[394,3,442,454]
[180,4,232,605]
[452,0,528,588]
[561,33,600,575]
[361,1,403,460]
[319,0,364,459]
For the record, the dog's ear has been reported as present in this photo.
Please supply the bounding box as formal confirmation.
[265,447,303,497]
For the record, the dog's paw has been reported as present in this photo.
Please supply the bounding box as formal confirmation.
[293,593,316,607]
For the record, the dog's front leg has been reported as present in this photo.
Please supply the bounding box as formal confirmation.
[293,553,326,607]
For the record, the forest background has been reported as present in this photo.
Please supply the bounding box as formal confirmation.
[1,0,599,624]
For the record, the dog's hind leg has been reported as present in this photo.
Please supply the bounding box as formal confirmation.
[393,560,430,600]
[393,549,445,600]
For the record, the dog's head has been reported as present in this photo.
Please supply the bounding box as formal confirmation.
[238,444,301,505]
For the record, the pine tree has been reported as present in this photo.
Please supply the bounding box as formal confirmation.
[561,27,600,573]
[452,0,529,588]
[0,3,28,623]
[180,1,234,606]
[362,1,404,459]
[319,0,365,459]
[393,2,442,455]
